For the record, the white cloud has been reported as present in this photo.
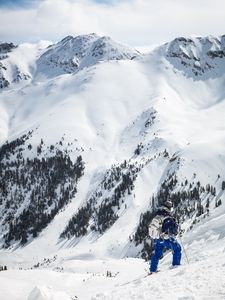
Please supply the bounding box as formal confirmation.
[0,0,225,47]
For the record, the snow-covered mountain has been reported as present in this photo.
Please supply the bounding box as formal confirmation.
[164,35,225,79]
[0,42,31,88]
[0,33,225,300]
[0,40,51,89]
[36,33,141,79]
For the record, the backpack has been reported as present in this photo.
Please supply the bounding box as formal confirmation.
[161,216,178,236]
[148,214,178,239]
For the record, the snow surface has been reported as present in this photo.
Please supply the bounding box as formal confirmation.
[1,201,225,299]
[0,33,225,299]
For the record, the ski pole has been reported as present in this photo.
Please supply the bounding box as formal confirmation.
[178,233,189,265]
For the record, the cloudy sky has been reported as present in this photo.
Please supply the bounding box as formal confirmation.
[0,0,225,47]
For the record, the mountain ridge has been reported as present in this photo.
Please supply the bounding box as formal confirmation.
[1,33,225,89]
[0,33,224,267]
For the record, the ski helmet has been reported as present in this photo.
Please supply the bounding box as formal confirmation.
[163,199,173,210]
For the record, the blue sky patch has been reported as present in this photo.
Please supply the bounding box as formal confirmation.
[0,0,38,8]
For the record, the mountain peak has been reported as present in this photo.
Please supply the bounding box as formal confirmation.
[59,33,99,45]
[0,42,17,55]
[163,34,225,78]
[36,33,141,78]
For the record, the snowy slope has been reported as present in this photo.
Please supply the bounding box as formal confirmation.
[0,201,225,299]
[0,33,225,251]
[0,33,225,299]
[0,41,51,89]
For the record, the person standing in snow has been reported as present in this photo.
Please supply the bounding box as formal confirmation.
[148,200,181,274]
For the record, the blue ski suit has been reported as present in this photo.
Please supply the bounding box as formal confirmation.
[149,209,182,272]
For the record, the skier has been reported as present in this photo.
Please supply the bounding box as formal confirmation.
[148,199,181,274]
